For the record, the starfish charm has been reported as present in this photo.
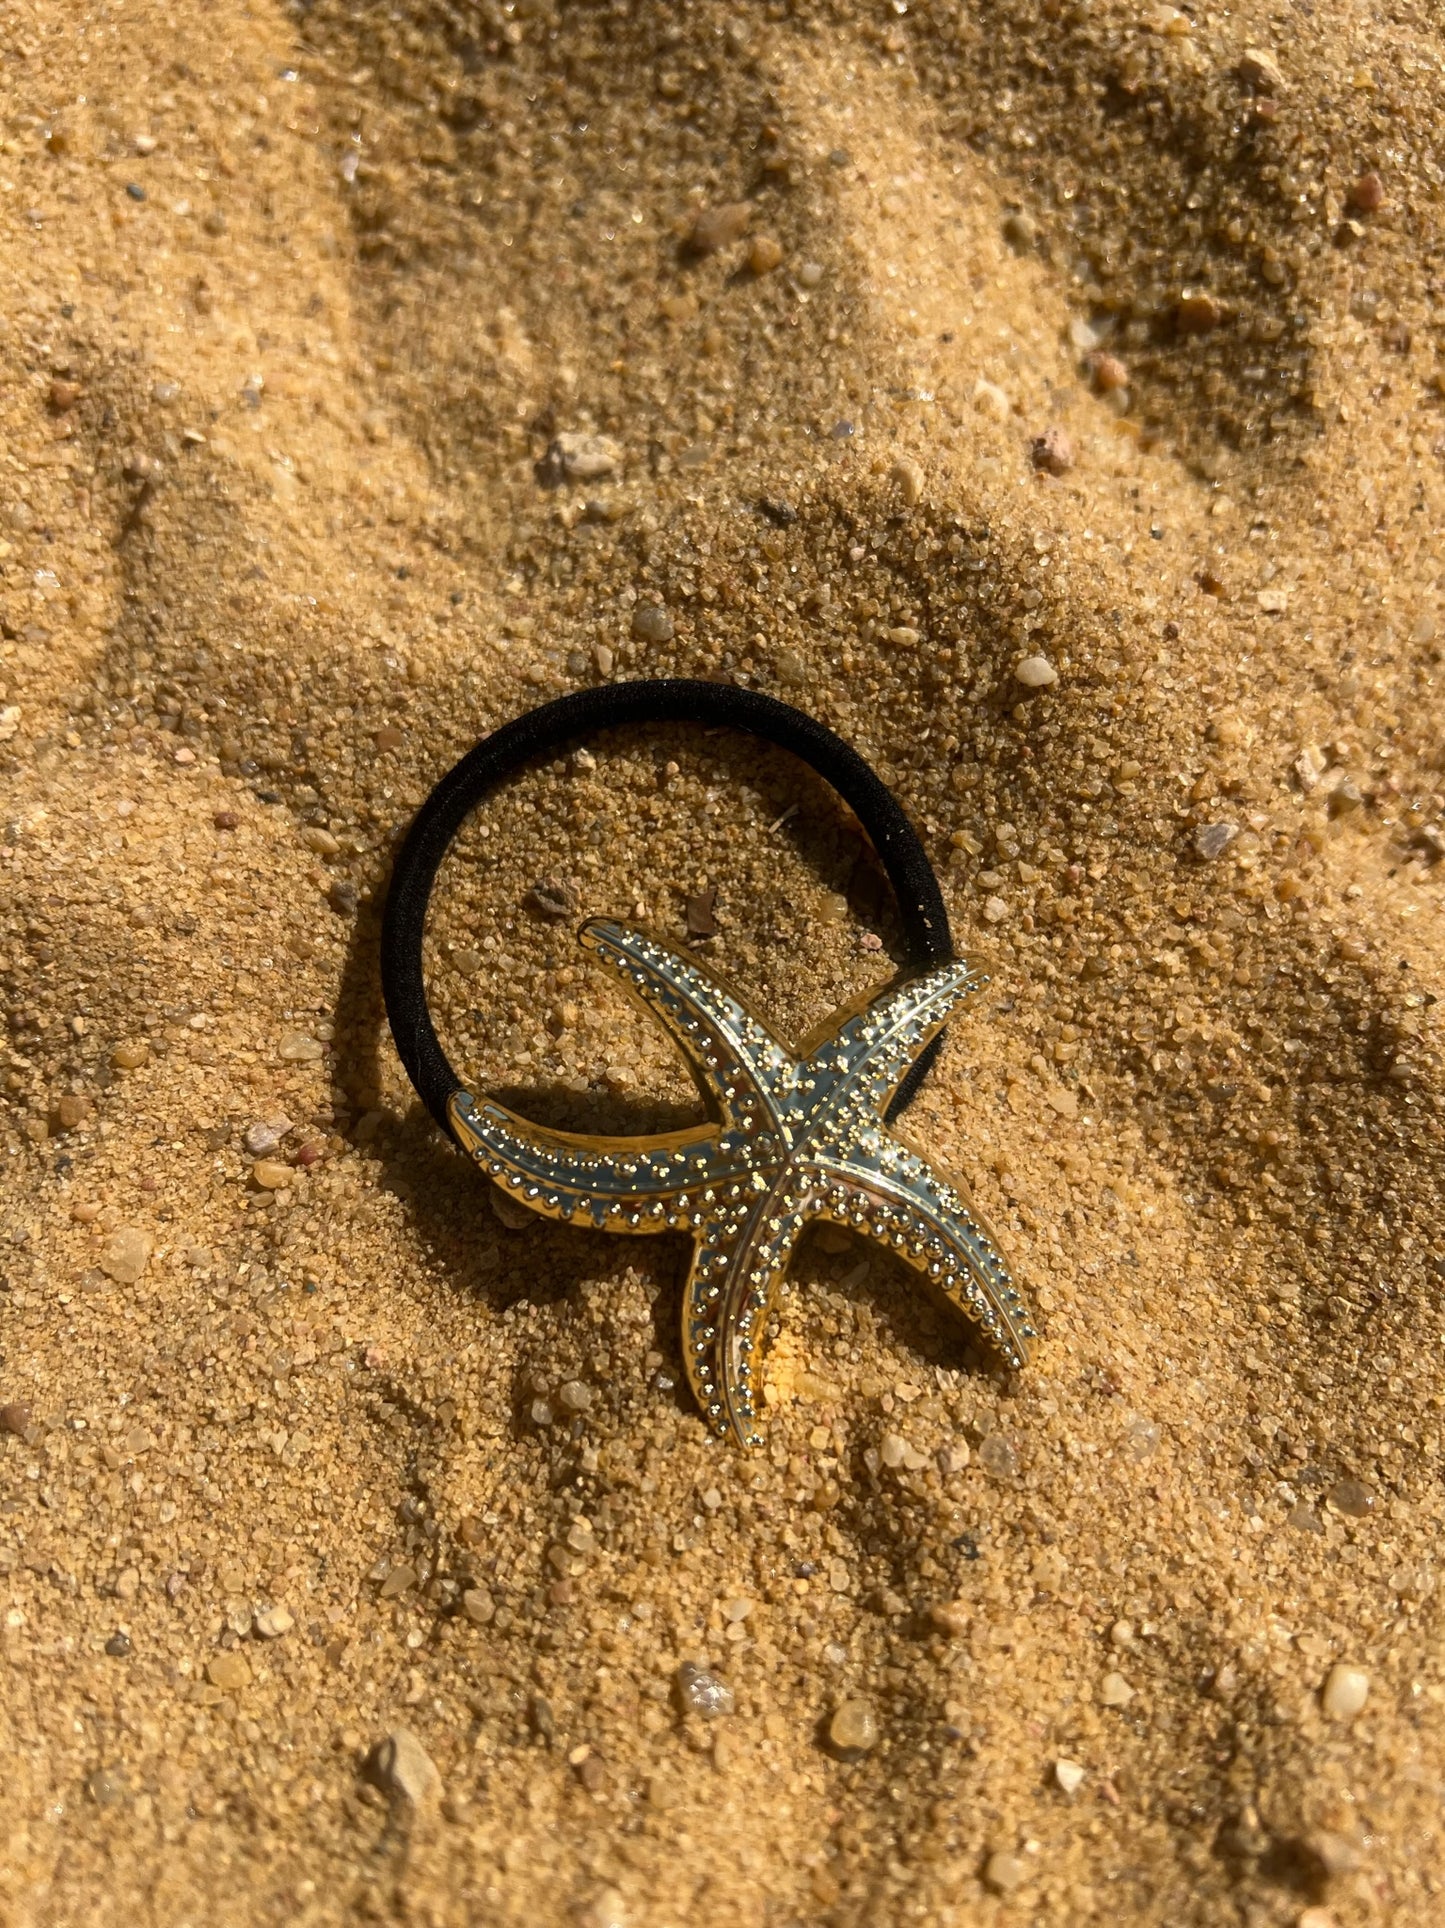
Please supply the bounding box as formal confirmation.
[449,919,1033,1446]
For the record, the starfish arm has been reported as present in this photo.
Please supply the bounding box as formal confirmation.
[695,1180,815,1448]
[580,919,795,1136]
[795,958,986,1128]
[810,1132,1034,1368]
[449,1089,734,1232]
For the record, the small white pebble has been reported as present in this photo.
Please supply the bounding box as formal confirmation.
[973,377,1011,421]
[253,1604,293,1639]
[879,1432,908,1469]
[1109,1619,1135,1648]
[1054,1759,1086,1795]
[1321,1663,1369,1720]
[1099,1671,1134,1707]
[1014,654,1058,689]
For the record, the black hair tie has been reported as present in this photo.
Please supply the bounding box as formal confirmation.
[380,677,1032,1448]
[381,678,954,1142]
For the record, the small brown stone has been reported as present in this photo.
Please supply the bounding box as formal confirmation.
[1175,291,1223,334]
[111,1041,150,1071]
[252,1160,292,1190]
[687,202,752,254]
[48,378,83,412]
[929,1599,970,1638]
[374,725,405,753]
[212,809,239,830]
[207,1650,251,1693]
[1091,353,1129,393]
[54,1093,93,1131]
[0,1402,34,1438]
[1030,427,1074,476]
[748,234,784,276]
[1347,171,1384,214]
[685,888,718,937]
[527,877,578,921]
[984,1850,1027,1895]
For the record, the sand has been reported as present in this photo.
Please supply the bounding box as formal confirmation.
[2,0,1444,1922]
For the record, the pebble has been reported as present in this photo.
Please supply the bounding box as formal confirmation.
[797,261,824,288]
[99,1227,153,1285]
[890,458,924,507]
[1099,1671,1134,1707]
[978,1433,1019,1479]
[544,432,622,482]
[492,1184,538,1231]
[86,1768,125,1807]
[528,876,578,921]
[558,1380,593,1413]
[253,1604,293,1639]
[277,1032,323,1063]
[1110,1619,1135,1649]
[929,1599,970,1638]
[1176,290,1223,333]
[368,1727,442,1806]
[1,1402,33,1437]
[688,202,752,254]
[1014,654,1058,689]
[244,1118,290,1157]
[207,1650,251,1692]
[379,1563,418,1599]
[983,1850,1027,1895]
[973,378,1011,421]
[1347,171,1384,213]
[1237,48,1285,92]
[252,1159,292,1190]
[1194,821,1238,861]
[1030,427,1074,476]
[631,604,674,643]
[575,1888,627,1928]
[1091,352,1129,393]
[1329,1477,1374,1518]
[1054,1759,1086,1794]
[677,1662,734,1718]
[748,234,783,275]
[111,1041,150,1071]
[828,1699,879,1755]
[1002,211,1037,249]
[49,378,83,412]
[462,1586,495,1625]
[105,1631,132,1657]
[1321,1663,1369,1720]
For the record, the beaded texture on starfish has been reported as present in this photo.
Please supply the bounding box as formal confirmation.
[448,918,1033,1447]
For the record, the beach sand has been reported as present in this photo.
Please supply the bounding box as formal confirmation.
[2,1,1444,1922]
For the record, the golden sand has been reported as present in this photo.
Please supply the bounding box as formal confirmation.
[2,2,1444,1922]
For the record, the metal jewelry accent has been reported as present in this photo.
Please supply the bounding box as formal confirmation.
[449,918,1033,1448]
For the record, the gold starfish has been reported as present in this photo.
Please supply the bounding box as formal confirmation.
[448,919,1033,1446]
